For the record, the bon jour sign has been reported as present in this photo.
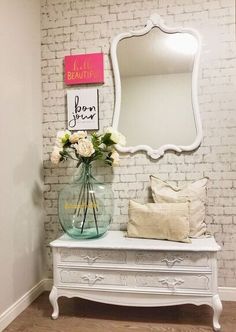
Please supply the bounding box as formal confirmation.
[64,53,104,85]
[67,89,99,131]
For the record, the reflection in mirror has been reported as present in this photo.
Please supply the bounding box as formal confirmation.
[111,14,202,159]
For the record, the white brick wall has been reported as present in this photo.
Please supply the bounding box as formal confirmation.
[41,0,236,286]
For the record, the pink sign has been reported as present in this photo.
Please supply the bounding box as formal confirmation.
[64,53,104,85]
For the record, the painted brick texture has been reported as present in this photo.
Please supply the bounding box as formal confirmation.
[41,0,236,286]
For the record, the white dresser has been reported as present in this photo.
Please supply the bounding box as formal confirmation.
[49,231,222,331]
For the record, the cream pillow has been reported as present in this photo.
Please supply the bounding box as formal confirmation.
[127,200,190,243]
[150,176,208,238]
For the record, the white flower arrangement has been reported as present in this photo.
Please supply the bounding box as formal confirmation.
[51,128,126,167]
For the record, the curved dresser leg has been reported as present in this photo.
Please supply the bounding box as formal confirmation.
[49,286,59,319]
[212,294,222,331]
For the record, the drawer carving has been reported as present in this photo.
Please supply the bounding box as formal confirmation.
[81,274,104,286]
[161,256,184,268]
[158,277,184,291]
[135,251,211,269]
[59,269,128,287]
[135,273,211,292]
[60,249,127,265]
[81,255,100,265]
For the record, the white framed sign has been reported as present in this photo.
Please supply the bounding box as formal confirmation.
[67,88,99,130]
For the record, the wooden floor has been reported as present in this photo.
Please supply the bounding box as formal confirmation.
[4,292,236,332]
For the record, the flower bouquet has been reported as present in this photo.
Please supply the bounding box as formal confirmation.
[51,127,125,167]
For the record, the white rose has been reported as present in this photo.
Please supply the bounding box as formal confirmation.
[77,131,87,140]
[69,131,87,143]
[56,130,71,146]
[75,139,95,157]
[69,133,80,143]
[106,127,126,146]
[111,150,120,166]
[50,146,62,165]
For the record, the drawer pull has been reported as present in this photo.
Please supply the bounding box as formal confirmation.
[82,255,100,265]
[161,256,184,267]
[159,277,184,291]
[82,274,104,286]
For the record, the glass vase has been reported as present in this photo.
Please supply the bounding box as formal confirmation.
[58,163,114,239]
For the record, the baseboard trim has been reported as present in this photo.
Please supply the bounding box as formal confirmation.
[0,280,235,331]
[0,278,51,332]
[219,287,236,301]
[43,278,53,291]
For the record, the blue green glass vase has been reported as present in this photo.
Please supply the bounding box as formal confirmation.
[58,163,114,239]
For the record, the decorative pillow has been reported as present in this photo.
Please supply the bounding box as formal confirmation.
[127,200,190,243]
[150,176,208,238]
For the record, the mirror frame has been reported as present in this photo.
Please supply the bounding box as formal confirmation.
[111,14,202,159]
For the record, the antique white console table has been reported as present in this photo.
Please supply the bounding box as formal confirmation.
[49,231,222,331]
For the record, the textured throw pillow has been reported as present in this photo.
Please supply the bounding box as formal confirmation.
[150,176,208,238]
[127,200,190,243]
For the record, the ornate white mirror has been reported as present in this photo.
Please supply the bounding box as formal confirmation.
[111,14,202,159]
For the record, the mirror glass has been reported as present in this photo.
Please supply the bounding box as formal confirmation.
[113,23,201,156]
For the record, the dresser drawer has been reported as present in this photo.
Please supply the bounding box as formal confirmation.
[135,251,212,271]
[58,248,212,271]
[135,271,212,293]
[58,248,127,266]
[57,266,212,295]
[58,268,128,287]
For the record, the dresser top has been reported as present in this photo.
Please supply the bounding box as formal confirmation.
[50,231,220,252]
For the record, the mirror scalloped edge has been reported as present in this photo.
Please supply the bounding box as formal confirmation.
[111,13,203,160]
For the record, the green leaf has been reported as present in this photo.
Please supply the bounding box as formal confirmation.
[63,141,71,148]
[91,150,103,161]
[61,133,70,144]
[105,158,113,166]
[91,134,101,150]
[59,150,68,161]
[101,133,115,146]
